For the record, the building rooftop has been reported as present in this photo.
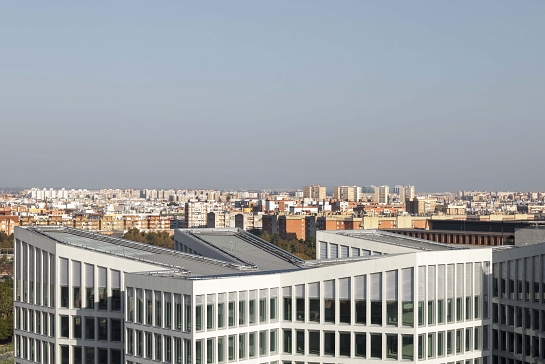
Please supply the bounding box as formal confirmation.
[177,228,305,271]
[336,230,470,252]
[25,227,248,277]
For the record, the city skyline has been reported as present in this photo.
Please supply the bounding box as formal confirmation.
[2,1,544,191]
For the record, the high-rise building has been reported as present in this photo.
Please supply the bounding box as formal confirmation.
[374,185,390,204]
[185,202,222,228]
[400,186,415,202]
[303,185,326,201]
[333,186,361,202]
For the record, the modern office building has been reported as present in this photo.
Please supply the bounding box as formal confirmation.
[13,226,545,364]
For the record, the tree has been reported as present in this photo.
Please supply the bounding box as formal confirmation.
[0,282,13,342]
[250,231,316,260]
[123,228,174,249]
[0,233,13,249]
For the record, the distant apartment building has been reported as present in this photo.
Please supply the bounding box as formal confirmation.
[278,215,306,240]
[235,213,263,231]
[374,185,390,204]
[207,211,233,229]
[406,198,438,215]
[400,186,415,202]
[316,215,363,231]
[334,186,362,202]
[303,185,326,201]
[0,215,19,235]
[185,202,222,228]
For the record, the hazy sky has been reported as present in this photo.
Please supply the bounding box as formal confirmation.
[1,1,544,192]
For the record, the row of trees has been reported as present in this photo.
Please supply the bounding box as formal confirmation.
[256,231,316,260]
[122,228,174,249]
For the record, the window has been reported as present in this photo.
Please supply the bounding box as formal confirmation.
[437,331,444,357]
[111,270,122,311]
[238,334,246,359]
[145,333,152,359]
[185,340,192,364]
[229,293,236,327]
[97,267,107,310]
[111,319,121,342]
[324,332,335,356]
[74,346,82,364]
[370,273,382,325]
[136,331,143,356]
[447,330,452,355]
[270,329,278,354]
[207,295,215,330]
[427,333,434,358]
[195,339,202,364]
[218,294,225,328]
[185,295,192,331]
[339,278,351,324]
[194,303,203,332]
[340,332,350,357]
[85,264,94,309]
[85,347,94,364]
[249,291,256,324]
[370,334,382,359]
[218,336,225,363]
[155,291,162,327]
[60,258,69,308]
[259,290,267,323]
[349,276,364,326]
[283,287,292,321]
[127,329,134,355]
[73,316,82,339]
[60,316,69,338]
[456,329,462,353]
[228,335,236,361]
[239,292,246,325]
[60,346,70,364]
[111,349,122,364]
[165,293,172,329]
[85,317,94,340]
[207,338,215,364]
[387,334,398,359]
[98,318,107,341]
[175,294,183,330]
[270,289,278,321]
[283,329,292,354]
[155,334,163,361]
[73,261,82,308]
[260,331,267,356]
[324,280,335,323]
[309,331,320,355]
[296,330,304,354]
[474,327,481,350]
[295,285,304,322]
[249,333,256,358]
[355,333,366,357]
[403,335,414,360]
[98,348,107,364]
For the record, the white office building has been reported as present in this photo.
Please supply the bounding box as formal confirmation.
[15,226,529,364]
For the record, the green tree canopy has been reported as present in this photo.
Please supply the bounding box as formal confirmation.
[123,228,174,249]
[0,282,13,342]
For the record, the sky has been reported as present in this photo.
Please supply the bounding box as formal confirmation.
[1,1,544,192]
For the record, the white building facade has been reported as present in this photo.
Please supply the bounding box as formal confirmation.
[13,227,519,364]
